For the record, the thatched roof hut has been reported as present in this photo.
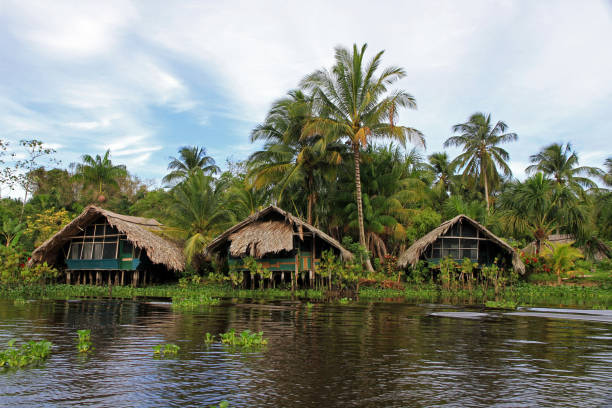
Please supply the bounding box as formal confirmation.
[398,214,525,274]
[205,205,353,262]
[29,205,185,272]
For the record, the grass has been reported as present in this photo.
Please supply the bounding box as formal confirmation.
[0,339,52,369]
[1,281,610,309]
[153,343,180,356]
[217,329,267,350]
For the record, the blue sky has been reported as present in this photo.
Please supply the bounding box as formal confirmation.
[1,0,611,191]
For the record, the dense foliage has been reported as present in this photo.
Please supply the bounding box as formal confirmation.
[0,43,610,287]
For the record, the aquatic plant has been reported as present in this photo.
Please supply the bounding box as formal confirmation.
[0,339,52,368]
[209,402,229,408]
[338,298,350,305]
[77,329,94,353]
[219,329,267,349]
[305,302,314,309]
[204,332,215,345]
[485,300,518,309]
[153,343,180,356]
[172,295,220,310]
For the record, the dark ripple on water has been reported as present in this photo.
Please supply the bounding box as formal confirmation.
[0,299,610,407]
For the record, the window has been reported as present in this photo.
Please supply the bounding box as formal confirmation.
[82,239,94,259]
[70,243,82,260]
[102,242,117,259]
[93,242,104,259]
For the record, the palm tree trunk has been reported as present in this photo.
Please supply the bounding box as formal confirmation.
[482,161,490,213]
[307,194,313,225]
[352,144,374,272]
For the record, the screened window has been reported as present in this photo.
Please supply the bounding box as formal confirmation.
[429,222,483,261]
[66,220,127,261]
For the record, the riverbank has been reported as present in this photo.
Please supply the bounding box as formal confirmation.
[1,282,610,309]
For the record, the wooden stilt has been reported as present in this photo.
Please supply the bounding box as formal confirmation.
[133,270,139,287]
[107,271,111,286]
[88,271,93,285]
[121,270,125,286]
[143,270,148,286]
[293,254,297,292]
[66,271,71,285]
[96,271,101,285]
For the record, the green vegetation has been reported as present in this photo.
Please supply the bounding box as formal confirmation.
[485,300,518,309]
[77,329,94,353]
[218,329,267,349]
[0,43,610,301]
[0,339,52,369]
[153,343,180,356]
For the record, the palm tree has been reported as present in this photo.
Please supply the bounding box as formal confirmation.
[249,90,343,224]
[602,157,612,187]
[526,143,602,192]
[444,112,517,212]
[163,146,220,185]
[499,173,585,254]
[166,169,231,263]
[301,43,424,270]
[73,150,127,202]
[428,152,457,195]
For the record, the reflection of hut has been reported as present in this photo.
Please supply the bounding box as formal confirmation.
[523,234,611,261]
[29,205,184,285]
[205,206,353,287]
[398,214,525,274]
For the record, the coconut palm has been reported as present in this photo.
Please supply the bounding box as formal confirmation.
[73,150,127,202]
[428,152,458,195]
[163,146,220,185]
[444,113,517,212]
[498,173,585,254]
[301,43,424,270]
[166,169,231,263]
[602,157,612,187]
[526,143,602,192]
[249,90,344,224]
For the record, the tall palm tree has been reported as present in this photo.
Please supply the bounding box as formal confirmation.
[249,90,343,224]
[301,43,424,270]
[166,169,231,263]
[163,146,220,185]
[73,150,127,201]
[526,143,602,192]
[444,112,517,212]
[499,173,585,254]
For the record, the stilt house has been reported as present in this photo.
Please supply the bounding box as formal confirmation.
[204,206,353,285]
[397,214,525,273]
[29,205,185,285]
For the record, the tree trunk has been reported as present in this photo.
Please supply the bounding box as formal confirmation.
[482,160,490,213]
[352,144,374,272]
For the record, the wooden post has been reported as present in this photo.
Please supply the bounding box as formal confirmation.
[89,271,93,285]
[107,271,111,286]
[293,254,298,292]
[312,233,316,289]
[121,270,125,286]
[134,270,139,287]
[96,271,101,285]
[66,271,71,285]
[143,270,148,286]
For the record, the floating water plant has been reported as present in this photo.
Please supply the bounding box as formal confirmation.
[153,343,180,356]
[338,298,351,305]
[0,339,52,369]
[77,329,94,353]
[204,332,216,345]
[209,402,229,408]
[219,329,267,349]
[172,295,220,310]
[305,302,314,309]
[485,300,518,310]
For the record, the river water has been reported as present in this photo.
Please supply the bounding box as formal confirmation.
[0,298,610,407]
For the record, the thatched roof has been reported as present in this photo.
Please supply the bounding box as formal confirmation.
[523,234,611,260]
[397,214,525,274]
[522,234,573,255]
[29,205,185,271]
[205,205,354,261]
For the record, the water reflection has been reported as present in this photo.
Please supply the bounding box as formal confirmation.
[0,299,610,407]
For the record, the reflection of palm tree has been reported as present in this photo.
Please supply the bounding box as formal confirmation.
[301,44,424,270]
[73,150,127,201]
[527,143,602,192]
[444,113,517,212]
[163,146,220,185]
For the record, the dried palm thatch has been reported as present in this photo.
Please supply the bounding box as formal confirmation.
[29,205,185,271]
[397,214,525,274]
[205,205,354,261]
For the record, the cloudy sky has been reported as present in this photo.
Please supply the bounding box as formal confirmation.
[1,0,611,188]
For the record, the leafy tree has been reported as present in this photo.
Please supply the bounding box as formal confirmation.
[249,90,343,224]
[301,43,424,270]
[602,157,612,187]
[162,146,220,185]
[15,140,58,219]
[24,208,72,247]
[73,150,127,202]
[0,218,25,248]
[526,143,602,192]
[543,243,583,285]
[428,152,458,195]
[444,113,517,212]
[166,170,231,264]
[442,195,486,223]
